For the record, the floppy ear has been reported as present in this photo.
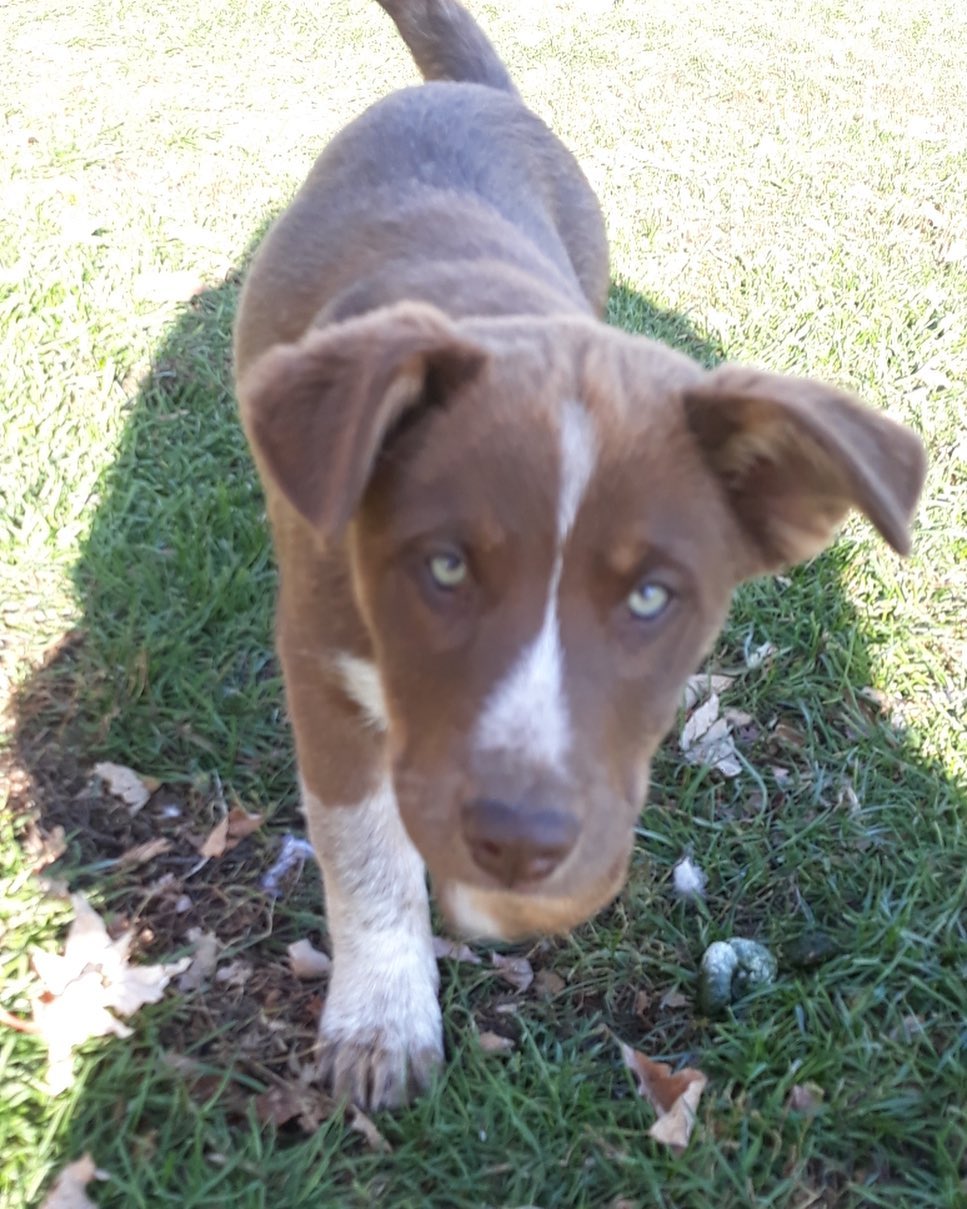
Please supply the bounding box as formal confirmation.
[682,366,926,570]
[238,301,487,541]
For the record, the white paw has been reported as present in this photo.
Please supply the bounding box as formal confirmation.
[317,943,443,1110]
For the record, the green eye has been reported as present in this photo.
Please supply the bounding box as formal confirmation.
[627,581,670,620]
[428,551,468,589]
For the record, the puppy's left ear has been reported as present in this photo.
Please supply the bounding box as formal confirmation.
[682,366,926,571]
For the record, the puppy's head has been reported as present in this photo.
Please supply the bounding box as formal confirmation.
[240,300,925,940]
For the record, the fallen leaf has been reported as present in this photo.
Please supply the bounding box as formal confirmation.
[288,938,331,979]
[771,722,806,749]
[659,989,688,1010]
[117,837,171,868]
[786,1083,824,1114]
[198,806,264,858]
[680,692,743,777]
[633,989,651,1018]
[93,762,156,814]
[40,1155,108,1209]
[533,969,566,997]
[478,1030,515,1054]
[254,1081,336,1133]
[433,936,482,964]
[619,1043,707,1154]
[349,1105,392,1153]
[491,952,534,992]
[177,929,219,992]
[682,673,734,712]
[30,896,189,1094]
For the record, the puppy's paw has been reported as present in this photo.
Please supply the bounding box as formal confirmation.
[317,948,443,1110]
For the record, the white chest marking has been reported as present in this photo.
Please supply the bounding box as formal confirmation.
[474,400,598,768]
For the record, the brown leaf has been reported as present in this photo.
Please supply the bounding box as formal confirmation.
[659,989,688,1010]
[533,969,566,998]
[478,1030,515,1054]
[198,815,229,858]
[619,1043,708,1155]
[198,807,264,858]
[40,1155,108,1209]
[255,1081,337,1133]
[93,761,156,814]
[432,936,482,964]
[786,1083,824,1114]
[117,837,171,868]
[491,952,534,992]
[287,938,331,979]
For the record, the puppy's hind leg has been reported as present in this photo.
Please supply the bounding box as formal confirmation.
[302,775,442,1110]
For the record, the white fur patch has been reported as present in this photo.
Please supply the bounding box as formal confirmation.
[335,653,388,731]
[473,400,598,768]
[301,778,442,1105]
[444,880,504,940]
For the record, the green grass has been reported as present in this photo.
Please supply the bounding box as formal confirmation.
[2,0,966,1205]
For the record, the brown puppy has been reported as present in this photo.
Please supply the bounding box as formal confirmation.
[234,0,925,1110]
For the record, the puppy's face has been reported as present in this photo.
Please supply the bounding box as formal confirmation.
[241,302,924,940]
[350,320,741,937]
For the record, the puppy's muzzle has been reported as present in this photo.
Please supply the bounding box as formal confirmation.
[460,798,579,887]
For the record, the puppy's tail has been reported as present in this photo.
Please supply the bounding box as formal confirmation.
[375,0,518,96]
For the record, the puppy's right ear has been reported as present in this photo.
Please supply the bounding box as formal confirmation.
[238,302,487,542]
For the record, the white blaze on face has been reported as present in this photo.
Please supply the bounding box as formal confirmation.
[474,400,598,768]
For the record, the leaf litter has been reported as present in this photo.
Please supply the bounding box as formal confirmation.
[29,895,190,1094]
[619,1042,708,1154]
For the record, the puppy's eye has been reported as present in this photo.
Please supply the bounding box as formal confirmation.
[428,550,468,590]
[627,581,670,620]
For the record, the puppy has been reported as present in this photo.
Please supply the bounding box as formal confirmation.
[233,0,925,1109]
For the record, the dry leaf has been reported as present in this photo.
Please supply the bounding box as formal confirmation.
[117,837,171,868]
[349,1105,392,1153]
[633,989,651,1018]
[680,692,743,777]
[491,952,534,992]
[432,936,482,964]
[659,988,688,1010]
[619,1043,707,1154]
[177,930,219,992]
[254,1081,337,1133]
[214,960,253,988]
[682,673,734,712]
[786,1083,824,1114]
[198,806,264,858]
[40,1155,107,1209]
[24,823,67,872]
[93,762,156,814]
[288,939,331,979]
[533,969,566,997]
[30,896,189,1094]
[478,1030,515,1054]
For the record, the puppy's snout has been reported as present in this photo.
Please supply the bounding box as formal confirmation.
[461,799,579,886]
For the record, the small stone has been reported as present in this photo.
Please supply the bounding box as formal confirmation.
[698,937,777,1015]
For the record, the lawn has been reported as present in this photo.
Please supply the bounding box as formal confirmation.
[1,0,965,1205]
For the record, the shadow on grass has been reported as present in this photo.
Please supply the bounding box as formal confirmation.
[9,265,965,1204]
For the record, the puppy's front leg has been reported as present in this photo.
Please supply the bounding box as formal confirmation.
[301,773,442,1110]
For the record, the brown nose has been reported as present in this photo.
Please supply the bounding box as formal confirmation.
[461,799,579,886]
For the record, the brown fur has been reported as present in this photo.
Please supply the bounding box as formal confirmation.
[233,0,926,1107]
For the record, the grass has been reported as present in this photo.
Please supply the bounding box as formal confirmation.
[1,0,965,1205]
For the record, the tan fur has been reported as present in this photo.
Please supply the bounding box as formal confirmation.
[233,0,926,1109]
